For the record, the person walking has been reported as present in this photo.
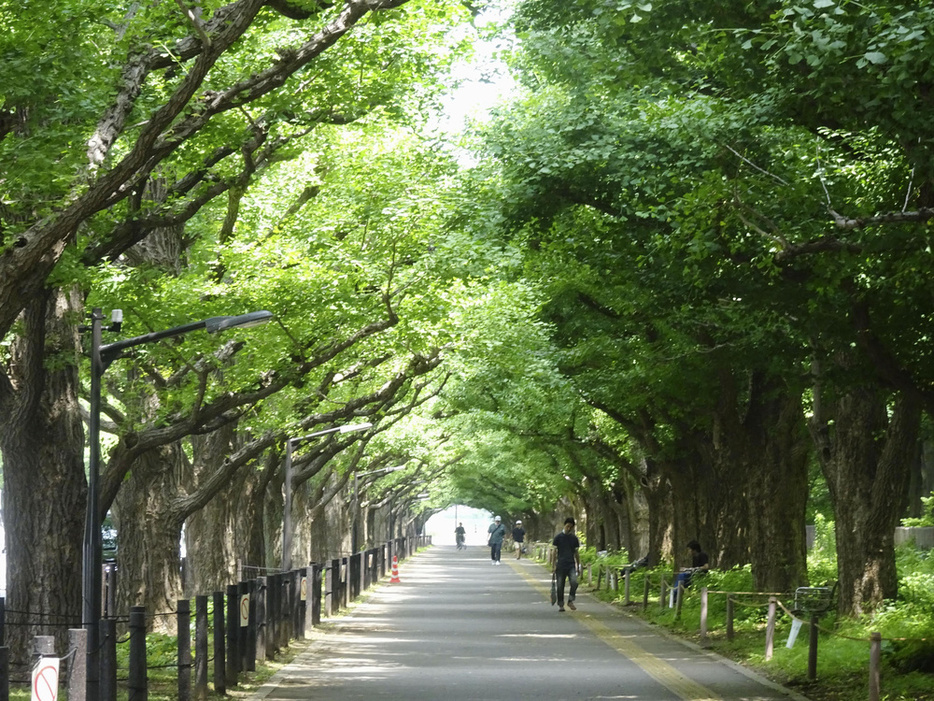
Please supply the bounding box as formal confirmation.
[488,515,506,565]
[512,520,526,560]
[455,522,466,550]
[552,517,580,612]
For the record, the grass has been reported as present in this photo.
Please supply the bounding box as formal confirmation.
[581,562,934,701]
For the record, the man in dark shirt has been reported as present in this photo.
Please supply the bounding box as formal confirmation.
[512,520,526,560]
[552,517,581,612]
[671,540,710,605]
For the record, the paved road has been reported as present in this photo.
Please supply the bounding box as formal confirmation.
[247,546,809,701]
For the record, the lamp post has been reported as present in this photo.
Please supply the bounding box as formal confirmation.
[281,422,372,571]
[82,308,272,699]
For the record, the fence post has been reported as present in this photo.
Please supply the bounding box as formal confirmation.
[238,580,252,671]
[178,599,191,701]
[765,597,777,661]
[246,580,257,671]
[195,595,208,700]
[0,645,8,701]
[642,575,650,612]
[726,596,734,641]
[869,631,881,701]
[99,619,116,701]
[256,577,267,663]
[68,628,88,701]
[325,562,334,617]
[212,591,226,695]
[623,571,631,605]
[342,557,350,609]
[808,614,820,681]
[659,579,668,608]
[675,583,684,620]
[225,584,239,687]
[128,606,147,701]
[699,588,708,645]
[312,563,323,626]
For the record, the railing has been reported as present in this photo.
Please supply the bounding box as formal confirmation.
[0,535,432,701]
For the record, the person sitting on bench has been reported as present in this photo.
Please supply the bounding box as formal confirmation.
[671,540,709,604]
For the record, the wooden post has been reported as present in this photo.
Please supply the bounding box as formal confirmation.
[68,628,88,701]
[212,592,226,695]
[225,584,239,687]
[726,596,734,641]
[0,646,8,701]
[246,580,257,671]
[99,619,116,701]
[808,615,820,681]
[256,577,267,663]
[675,583,684,620]
[177,599,191,701]
[659,579,668,608]
[128,606,147,701]
[312,563,323,625]
[195,596,208,700]
[765,597,777,661]
[642,575,650,612]
[869,632,881,701]
[699,588,708,644]
[623,571,631,605]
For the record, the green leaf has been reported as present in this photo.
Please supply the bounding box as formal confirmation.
[863,51,887,64]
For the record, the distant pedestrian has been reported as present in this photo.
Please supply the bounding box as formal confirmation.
[552,517,580,612]
[488,516,506,565]
[512,520,526,560]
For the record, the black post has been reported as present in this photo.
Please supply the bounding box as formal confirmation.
[100,618,117,701]
[808,615,820,681]
[246,580,257,672]
[256,577,267,663]
[225,584,239,687]
[128,606,147,701]
[325,561,334,617]
[238,580,250,673]
[0,646,8,701]
[178,599,191,701]
[312,563,322,625]
[212,591,226,695]
[83,309,104,701]
[195,595,208,700]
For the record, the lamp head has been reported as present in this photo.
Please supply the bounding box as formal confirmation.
[205,311,273,333]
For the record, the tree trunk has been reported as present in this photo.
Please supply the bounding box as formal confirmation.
[111,444,187,631]
[0,289,86,663]
[812,386,921,614]
[743,376,809,593]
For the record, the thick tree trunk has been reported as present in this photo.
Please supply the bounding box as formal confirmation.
[812,387,921,614]
[111,444,187,631]
[0,289,86,663]
[743,377,809,593]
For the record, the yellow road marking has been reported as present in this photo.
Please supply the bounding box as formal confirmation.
[507,561,719,701]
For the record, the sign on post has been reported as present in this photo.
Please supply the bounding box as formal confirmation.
[32,657,60,701]
[301,576,307,602]
[240,593,250,628]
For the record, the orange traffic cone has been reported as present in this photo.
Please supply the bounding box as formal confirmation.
[390,555,401,583]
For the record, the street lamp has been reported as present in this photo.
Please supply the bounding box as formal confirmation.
[281,422,372,571]
[82,308,272,699]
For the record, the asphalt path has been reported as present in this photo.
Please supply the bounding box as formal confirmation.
[247,546,810,701]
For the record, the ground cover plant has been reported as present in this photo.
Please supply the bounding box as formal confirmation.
[580,529,934,701]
